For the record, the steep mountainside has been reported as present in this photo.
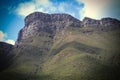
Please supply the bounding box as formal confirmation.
[0,42,14,71]
[0,12,120,80]
[16,12,81,44]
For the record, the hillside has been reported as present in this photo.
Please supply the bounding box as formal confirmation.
[0,42,14,71]
[0,12,120,80]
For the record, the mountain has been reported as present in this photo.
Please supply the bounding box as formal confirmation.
[16,12,82,44]
[0,42,14,71]
[0,12,120,80]
[16,12,120,44]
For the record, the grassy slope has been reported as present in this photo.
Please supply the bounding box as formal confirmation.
[0,27,120,80]
[42,27,120,80]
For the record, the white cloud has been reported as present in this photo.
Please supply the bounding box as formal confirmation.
[15,0,84,19]
[83,0,108,19]
[77,0,120,20]
[16,2,35,16]
[36,7,44,12]
[34,0,51,5]
[14,0,120,20]
[58,3,66,12]
[0,30,15,45]
[0,31,7,41]
[16,0,53,16]
[5,39,15,45]
[77,0,110,19]
[78,7,85,20]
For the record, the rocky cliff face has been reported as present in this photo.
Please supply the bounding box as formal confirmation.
[16,12,82,44]
[82,17,100,27]
[16,12,120,45]
[83,17,120,28]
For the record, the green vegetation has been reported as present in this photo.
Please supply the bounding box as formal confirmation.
[0,26,120,80]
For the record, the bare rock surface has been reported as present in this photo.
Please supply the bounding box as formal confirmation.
[16,12,120,45]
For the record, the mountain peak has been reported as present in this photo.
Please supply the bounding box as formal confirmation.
[25,12,49,26]
[82,17,120,27]
[25,12,81,27]
[16,12,82,44]
[82,17,100,27]
[83,17,96,20]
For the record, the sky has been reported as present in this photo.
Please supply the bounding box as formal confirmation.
[0,0,120,45]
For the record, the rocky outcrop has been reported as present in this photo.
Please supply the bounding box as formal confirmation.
[16,12,82,44]
[16,12,120,45]
[101,18,120,26]
[82,17,100,27]
[83,17,120,28]
[25,12,81,27]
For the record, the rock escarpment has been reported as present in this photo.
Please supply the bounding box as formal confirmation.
[16,12,120,45]
[83,17,120,29]
[16,12,82,44]
[82,17,100,27]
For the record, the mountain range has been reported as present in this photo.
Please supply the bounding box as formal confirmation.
[0,12,120,80]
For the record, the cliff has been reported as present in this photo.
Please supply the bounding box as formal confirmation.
[16,12,120,45]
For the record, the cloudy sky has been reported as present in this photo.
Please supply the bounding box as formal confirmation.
[0,0,120,45]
